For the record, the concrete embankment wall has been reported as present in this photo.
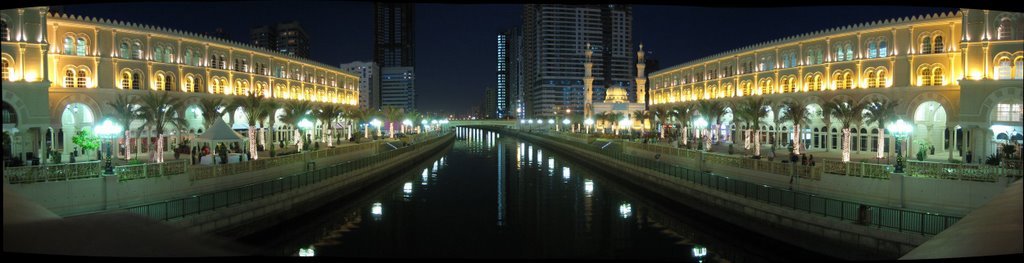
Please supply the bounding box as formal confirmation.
[170,133,454,237]
[6,144,379,217]
[624,147,1010,217]
[484,127,927,260]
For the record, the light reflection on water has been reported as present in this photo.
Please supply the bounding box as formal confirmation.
[263,128,825,261]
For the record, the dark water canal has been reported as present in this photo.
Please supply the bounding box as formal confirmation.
[240,127,830,261]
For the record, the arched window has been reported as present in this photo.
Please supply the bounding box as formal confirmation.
[165,75,174,91]
[997,57,1012,80]
[2,59,10,81]
[922,36,932,54]
[184,76,195,92]
[816,49,824,64]
[920,67,932,86]
[833,72,845,89]
[121,71,131,89]
[77,69,87,88]
[210,79,223,94]
[835,46,845,61]
[1016,57,1023,79]
[64,69,75,87]
[868,41,877,58]
[234,59,239,71]
[933,36,944,53]
[131,73,141,90]
[1,19,8,41]
[184,50,192,66]
[164,48,172,63]
[741,82,751,96]
[845,44,853,61]
[844,72,852,89]
[63,37,74,55]
[154,46,163,62]
[761,79,772,94]
[804,75,814,92]
[155,74,165,90]
[119,42,129,58]
[932,67,944,85]
[878,40,888,57]
[76,37,87,56]
[132,42,142,60]
[219,55,226,69]
[866,70,877,88]
[998,18,1014,40]
[877,69,887,87]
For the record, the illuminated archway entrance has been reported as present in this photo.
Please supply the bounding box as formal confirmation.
[60,103,96,161]
[913,101,947,160]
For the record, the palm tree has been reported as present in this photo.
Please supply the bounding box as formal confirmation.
[672,104,694,146]
[864,99,899,159]
[779,101,812,155]
[315,104,341,147]
[256,101,280,157]
[222,103,240,130]
[569,113,584,133]
[279,100,312,152]
[697,100,724,144]
[135,93,185,163]
[197,98,225,131]
[383,106,404,138]
[106,94,138,160]
[737,98,770,157]
[232,93,265,160]
[651,107,668,139]
[403,110,421,134]
[609,112,625,136]
[632,109,650,136]
[348,108,372,138]
[825,99,867,162]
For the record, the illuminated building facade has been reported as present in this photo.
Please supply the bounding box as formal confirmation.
[2,7,359,164]
[648,9,1022,162]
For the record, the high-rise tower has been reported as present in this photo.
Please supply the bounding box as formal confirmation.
[523,4,633,118]
[374,3,416,111]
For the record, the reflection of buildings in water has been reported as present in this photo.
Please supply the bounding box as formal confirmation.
[498,142,506,226]
[312,212,363,247]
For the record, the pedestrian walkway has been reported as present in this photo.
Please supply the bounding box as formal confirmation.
[900,179,1023,259]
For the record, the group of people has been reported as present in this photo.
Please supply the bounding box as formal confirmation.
[790,152,816,166]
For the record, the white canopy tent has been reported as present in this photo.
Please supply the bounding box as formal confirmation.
[193,118,248,164]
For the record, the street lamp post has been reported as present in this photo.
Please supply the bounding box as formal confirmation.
[694,117,709,151]
[562,118,571,133]
[298,118,313,152]
[889,119,913,174]
[95,119,123,175]
[371,119,383,138]
[584,118,594,134]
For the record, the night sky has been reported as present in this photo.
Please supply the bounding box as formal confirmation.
[62,2,958,115]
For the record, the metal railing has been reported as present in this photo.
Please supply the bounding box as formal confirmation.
[115,160,189,182]
[4,161,103,184]
[189,141,382,182]
[905,160,1007,182]
[504,128,960,236]
[624,141,822,180]
[122,131,452,222]
[820,159,891,179]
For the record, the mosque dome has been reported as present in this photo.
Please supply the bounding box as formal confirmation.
[604,86,629,103]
